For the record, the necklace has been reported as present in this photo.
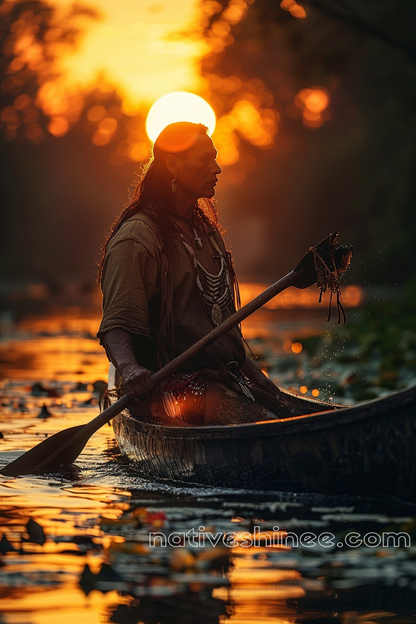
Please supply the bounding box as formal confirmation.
[174,225,232,326]
[167,209,204,249]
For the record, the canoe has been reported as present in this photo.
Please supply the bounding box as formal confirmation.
[111,383,416,503]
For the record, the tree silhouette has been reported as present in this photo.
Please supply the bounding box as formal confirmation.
[0,0,99,142]
[197,0,416,283]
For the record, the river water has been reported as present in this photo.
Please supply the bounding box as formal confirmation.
[0,292,415,624]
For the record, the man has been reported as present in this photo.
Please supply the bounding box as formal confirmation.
[97,122,287,425]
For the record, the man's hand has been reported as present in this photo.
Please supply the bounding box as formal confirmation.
[121,364,154,400]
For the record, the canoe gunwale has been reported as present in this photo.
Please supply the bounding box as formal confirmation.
[114,384,416,441]
[112,384,416,501]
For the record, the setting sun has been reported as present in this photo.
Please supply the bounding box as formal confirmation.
[145,91,216,142]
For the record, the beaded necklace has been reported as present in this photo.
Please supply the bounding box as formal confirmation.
[171,215,232,327]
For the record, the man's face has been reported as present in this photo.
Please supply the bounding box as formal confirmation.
[176,135,222,200]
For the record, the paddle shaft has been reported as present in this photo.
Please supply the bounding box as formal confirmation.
[3,266,306,475]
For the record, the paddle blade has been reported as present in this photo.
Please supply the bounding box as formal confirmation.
[1,424,87,477]
[1,395,132,477]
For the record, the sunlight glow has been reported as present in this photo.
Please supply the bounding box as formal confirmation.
[146,92,216,142]
[53,0,208,105]
[2,0,332,167]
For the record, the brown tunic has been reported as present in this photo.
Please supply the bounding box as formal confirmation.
[97,212,246,371]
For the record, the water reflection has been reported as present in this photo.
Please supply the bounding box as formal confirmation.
[0,301,416,624]
[0,306,108,382]
[1,470,416,623]
[3,477,416,623]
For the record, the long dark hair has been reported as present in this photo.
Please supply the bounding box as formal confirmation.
[97,121,220,286]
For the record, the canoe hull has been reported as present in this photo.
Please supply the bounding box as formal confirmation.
[112,386,416,502]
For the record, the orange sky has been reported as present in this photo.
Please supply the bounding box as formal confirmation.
[54,0,208,108]
[42,1,326,164]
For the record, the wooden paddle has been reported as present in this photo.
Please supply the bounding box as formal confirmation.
[2,231,353,477]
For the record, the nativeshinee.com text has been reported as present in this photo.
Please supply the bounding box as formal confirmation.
[149,527,411,549]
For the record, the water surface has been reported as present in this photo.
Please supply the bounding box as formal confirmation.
[0,300,415,624]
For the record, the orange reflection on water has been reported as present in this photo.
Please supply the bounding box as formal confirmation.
[16,306,100,334]
[0,587,130,624]
[0,479,130,538]
[0,308,108,382]
[0,472,133,623]
[0,285,363,382]
[213,543,309,623]
[239,284,363,309]
[0,335,108,382]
